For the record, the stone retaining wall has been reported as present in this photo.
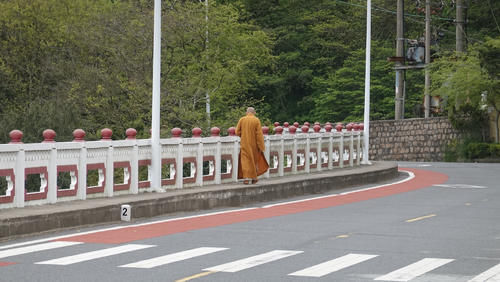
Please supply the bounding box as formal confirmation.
[369,117,459,161]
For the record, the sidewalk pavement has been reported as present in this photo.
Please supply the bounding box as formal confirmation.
[0,161,398,241]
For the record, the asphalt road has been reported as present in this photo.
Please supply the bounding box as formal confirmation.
[0,162,499,282]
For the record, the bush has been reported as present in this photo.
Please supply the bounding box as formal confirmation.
[445,140,500,162]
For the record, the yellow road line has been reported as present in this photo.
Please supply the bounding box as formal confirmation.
[175,271,216,282]
[406,214,436,223]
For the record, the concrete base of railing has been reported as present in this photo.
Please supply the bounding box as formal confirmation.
[0,161,398,241]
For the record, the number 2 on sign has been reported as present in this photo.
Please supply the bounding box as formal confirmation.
[122,207,128,217]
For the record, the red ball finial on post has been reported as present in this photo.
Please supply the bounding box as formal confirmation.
[335,123,343,132]
[274,126,283,135]
[262,126,269,135]
[346,123,353,131]
[227,127,236,136]
[210,127,220,137]
[192,127,202,138]
[125,128,137,140]
[101,128,113,140]
[171,128,182,138]
[301,125,309,133]
[42,129,56,143]
[9,130,23,144]
[313,125,321,133]
[289,126,297,134]
[73,129,86,142]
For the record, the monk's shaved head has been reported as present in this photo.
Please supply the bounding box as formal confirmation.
[246,107,256,114]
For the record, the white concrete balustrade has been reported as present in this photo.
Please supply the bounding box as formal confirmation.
[0,123,364,209]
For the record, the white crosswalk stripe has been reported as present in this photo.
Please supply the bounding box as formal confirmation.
[289,253,378,277]
[203,250,303,273]
[374,258,454,281]
[35,244,155,265]
[468,263,500,282]
[0,241,82,259]
[119,247,228,269]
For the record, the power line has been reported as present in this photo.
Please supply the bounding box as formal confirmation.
[332,0,455,22]
[333,0,483,44]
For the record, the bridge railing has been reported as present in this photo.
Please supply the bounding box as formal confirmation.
[0,122,364,209]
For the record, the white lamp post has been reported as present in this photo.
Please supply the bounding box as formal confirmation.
[151,0,163,191]
[362,0,372,165]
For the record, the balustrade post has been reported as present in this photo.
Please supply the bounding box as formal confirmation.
[10,130,25,207]
[283,122,289,133]
[232,131,239,182]
[304,126,310,174]
[126,128,139,194]
[339,131,344,169]
[356,126,361,166]
[349,131,354,167]
[171,128,183,189]
[289,126,298,174]
[328,129,334,170]
[48,147,57,204]
[316,132,322,172]
[41,129,58,203]
[193,128,203,187]
[359,123,364,164]
[14,148,25,208]
[262,126,271,179]
[78,145,88,200]
[73,129,88,200]
[279,135,284,177]
[211,127,222,185]
[101,128,114,197]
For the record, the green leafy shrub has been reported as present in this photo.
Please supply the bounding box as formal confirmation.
[445,140,500,162]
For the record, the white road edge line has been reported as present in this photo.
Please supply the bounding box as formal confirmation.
[0,170,415,250]
[0,207,258,251]
[261,171,415,208]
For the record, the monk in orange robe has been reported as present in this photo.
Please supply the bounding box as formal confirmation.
[236,107,269,184]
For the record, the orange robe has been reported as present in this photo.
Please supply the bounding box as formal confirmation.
[236,113,268,179]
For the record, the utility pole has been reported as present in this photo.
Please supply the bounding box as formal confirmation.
[424,0,431,118]
[456,0,466,52]
[395,0,405,120]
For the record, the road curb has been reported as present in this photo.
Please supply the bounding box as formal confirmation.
[0,162,398,241]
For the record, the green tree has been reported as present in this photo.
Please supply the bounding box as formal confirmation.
[430,48,493,141]
[310,42,395,123]
[477,37,500,142]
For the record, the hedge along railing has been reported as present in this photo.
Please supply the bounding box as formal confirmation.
[0,122,364,209]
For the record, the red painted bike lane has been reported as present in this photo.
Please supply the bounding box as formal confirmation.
[58,168,448,244]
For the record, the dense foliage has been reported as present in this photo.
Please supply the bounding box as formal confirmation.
[0,0,499,143]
